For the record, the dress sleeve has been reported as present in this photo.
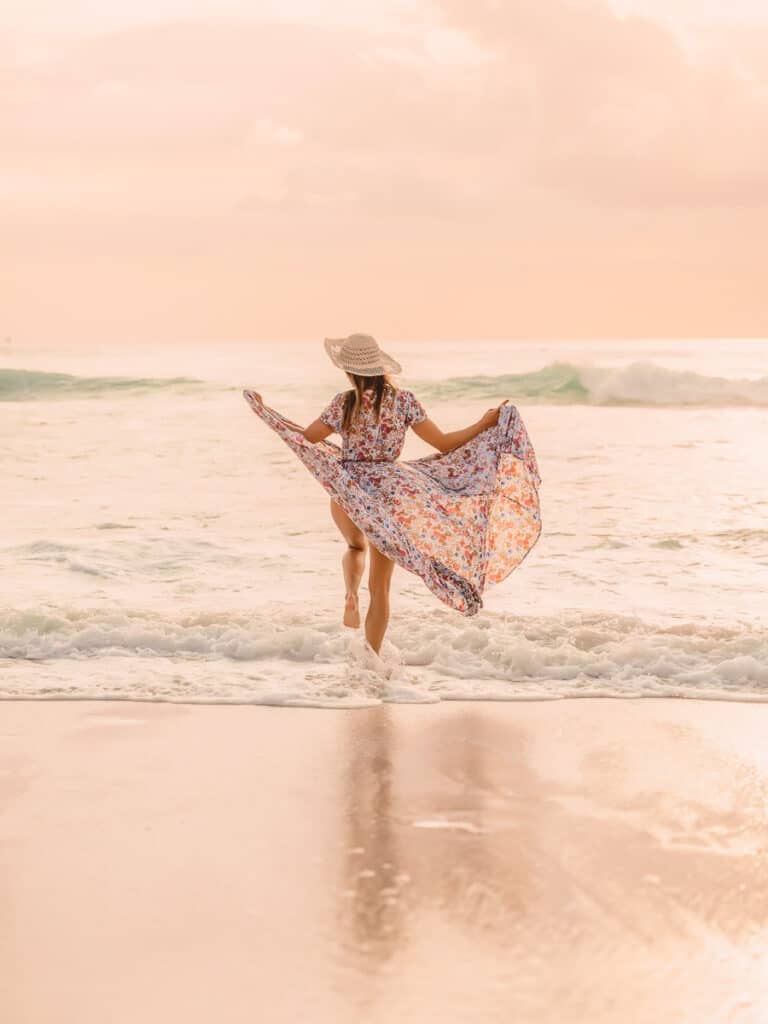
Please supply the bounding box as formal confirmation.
[403,389,427,427]
[318,392,345,433]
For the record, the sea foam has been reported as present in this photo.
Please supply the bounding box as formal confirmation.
[2,605,766,705]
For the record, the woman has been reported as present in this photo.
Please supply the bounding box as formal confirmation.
[244,333,541,658]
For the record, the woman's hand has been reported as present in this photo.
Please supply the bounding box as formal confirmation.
[480,403,503,429]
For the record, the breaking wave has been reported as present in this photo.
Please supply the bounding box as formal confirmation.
[419,361,768,407]
[0,368,204,401]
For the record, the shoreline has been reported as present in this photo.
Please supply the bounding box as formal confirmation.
[3,691,768,705]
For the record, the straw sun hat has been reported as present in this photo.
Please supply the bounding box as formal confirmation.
[323,333,402,376]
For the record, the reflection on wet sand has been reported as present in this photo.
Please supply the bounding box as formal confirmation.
[336,703,768,1021]
[339,708,535,968]
[339,706,403,964]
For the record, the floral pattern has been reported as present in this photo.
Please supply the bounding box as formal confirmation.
[319,387,426,461]
[243,386,541,616]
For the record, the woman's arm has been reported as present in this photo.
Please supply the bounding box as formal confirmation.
[303,418,334,443]
[244,390,332,441]
[412,404,503,454]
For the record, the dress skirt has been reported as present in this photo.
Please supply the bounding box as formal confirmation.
[243,392,542,616]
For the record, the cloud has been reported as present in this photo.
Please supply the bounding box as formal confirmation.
[235,160,494,220]
[249,118,303,147]
[431,0,768,206]
[7,4,768,215]
[2,16,510,220]
[4,3,768,341]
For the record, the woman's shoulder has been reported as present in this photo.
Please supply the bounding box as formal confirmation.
[395,386,424,405]
[319,390,349,429]
[393,385,418,401]
[395,387,427,424]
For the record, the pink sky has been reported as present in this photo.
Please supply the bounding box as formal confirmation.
[4,0,768,343]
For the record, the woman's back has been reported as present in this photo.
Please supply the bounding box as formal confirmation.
[319,386,426,462]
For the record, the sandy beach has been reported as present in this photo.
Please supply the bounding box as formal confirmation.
[2,698,767,1023]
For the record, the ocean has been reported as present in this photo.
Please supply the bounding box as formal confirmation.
[2,338,767,706]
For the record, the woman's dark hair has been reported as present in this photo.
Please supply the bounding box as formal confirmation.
[342,373,395,432]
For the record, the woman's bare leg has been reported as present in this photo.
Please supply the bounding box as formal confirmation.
[366,543,395,654]
[330,499,367,628]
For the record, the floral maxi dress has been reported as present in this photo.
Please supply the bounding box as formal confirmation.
[243,386,542,616]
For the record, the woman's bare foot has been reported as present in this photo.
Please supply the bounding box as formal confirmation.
[343,592,361,629]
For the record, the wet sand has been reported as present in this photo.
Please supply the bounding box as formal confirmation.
[2,699,767,1023]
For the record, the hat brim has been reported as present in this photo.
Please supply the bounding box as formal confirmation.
[324,337,402,376]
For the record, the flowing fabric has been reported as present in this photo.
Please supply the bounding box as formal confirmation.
[243,389,542,616]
